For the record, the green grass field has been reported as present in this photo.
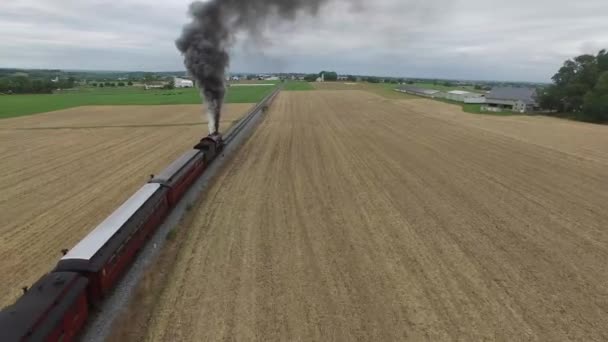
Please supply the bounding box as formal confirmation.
[0,85,277,119]
[462,103,515,116]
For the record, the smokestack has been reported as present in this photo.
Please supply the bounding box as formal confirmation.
[176,0,333,135]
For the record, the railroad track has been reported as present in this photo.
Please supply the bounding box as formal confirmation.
[0,84,283,342]
[224,85,282,146]
[83,84,283,342]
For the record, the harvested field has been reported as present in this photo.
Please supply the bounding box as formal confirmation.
[312,82,416,99]
[139,90,608,341]
[0,104,253,307]
[398,99,608,165]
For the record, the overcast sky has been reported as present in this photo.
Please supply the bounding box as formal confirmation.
[1,0,607,82]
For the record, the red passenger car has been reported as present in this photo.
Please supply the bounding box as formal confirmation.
[54,184,168,304]
[0,272,89,342]
[150,150,207,206]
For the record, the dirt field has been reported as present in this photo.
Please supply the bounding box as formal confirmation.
[136,90,608,341]
[312,81,417,99]
[0,104,253,307]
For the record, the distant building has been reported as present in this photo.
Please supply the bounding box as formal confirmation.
[174,77,194,88]
[395,85,442,98]
[482,87,538,113]
[442,90,485,103]
[464,97,487,104]
[144,84,165,90]
[337,75,348,81]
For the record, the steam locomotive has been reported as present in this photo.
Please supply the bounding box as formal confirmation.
[0,135,223,342]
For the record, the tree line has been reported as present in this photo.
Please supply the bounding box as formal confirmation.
[540,49,608,123]
[91,81,133,87]
[303,71,339,82]
[0,76,76,94]
[302,71,411,84]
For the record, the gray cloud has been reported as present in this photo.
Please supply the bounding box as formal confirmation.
[1,0,607,82]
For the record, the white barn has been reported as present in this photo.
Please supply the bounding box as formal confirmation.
[443,90,485,103]
[396,85,442,98]
[174,77,194,88]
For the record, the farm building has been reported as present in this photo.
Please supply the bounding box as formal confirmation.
[174,77,194,88]
[144,84,165,90]
[482,87,538,113]
[443,90,486,103]
[395,85,442,98]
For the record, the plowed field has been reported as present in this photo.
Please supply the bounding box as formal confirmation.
[143,90,608,341]
[0,104,252,307]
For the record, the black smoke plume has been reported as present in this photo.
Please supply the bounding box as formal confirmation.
[176,0,331,135]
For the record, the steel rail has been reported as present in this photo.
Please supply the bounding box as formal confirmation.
[223,85,282,145]
[82,84,282,342]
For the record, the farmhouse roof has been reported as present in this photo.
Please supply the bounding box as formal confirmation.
[398,85,440,95]
[486,87,538,104]
[447,90,471,95]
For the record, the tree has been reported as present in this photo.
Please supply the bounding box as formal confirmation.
[597,49,608,73]
[320,71,338,81]
[538,86,561,111]
[163,80,175,90]
[304,74,318,82]
[127,81,133,86]
[143,74,157,82]
[0,78,10,93]
[581,71,608,122]
[118,82,125,87]
[0,76,54,94]
[540,48,608,121]
[346,75,357,82]
[100,83,105,88]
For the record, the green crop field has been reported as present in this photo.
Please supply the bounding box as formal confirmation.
[462,103,515,116]
[0,85,277,119]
